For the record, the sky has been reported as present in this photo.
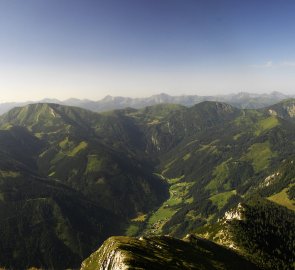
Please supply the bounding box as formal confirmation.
[1,0,295,101]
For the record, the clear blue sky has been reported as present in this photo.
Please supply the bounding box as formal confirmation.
[0,0,295,101]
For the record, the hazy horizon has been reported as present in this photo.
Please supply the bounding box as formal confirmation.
[1,0,295,102]
[0,90,293,104]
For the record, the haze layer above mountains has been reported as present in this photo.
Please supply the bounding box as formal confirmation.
[0,91,292,115]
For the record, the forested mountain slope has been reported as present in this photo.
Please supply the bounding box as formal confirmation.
[0,100,294,269]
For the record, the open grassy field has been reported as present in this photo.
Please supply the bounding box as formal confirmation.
[268,186,295,211]
[210,190,237,210]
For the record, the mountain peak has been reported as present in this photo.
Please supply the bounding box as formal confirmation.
[102,95,116,102]
[270,91,287,98]
[40,98,61,103]
[0,103,62,130]
[0,102,97,135]
[156,92,171,97]
[192,100,237,113]
[149,93,172,103]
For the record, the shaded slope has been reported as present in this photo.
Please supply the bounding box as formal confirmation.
[0,126,43,173]
[0,103,168,218]
[0,172,124,270]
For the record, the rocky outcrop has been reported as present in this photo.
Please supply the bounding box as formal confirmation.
[81,238,129,270]
[80,235,260,270]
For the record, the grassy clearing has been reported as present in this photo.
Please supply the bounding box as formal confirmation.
[2,123,13,130]
[34,132,43,139]
[233,133,242,140]
[131,213,147,222]
[206,160,231,192]
[196,143,219,155]
[86,155,103,173]
[59,137,68,148]
[125,179,192,236]
[161,159,177,175]
[185,197,194,203]
[167,175,184,184]
[234,112,279,136]
[244,142,276,172]
[51,151,66,164]
[59,138,88,157]
[147,119,160,125]
[0,170,21,178]
[183,153,191,161]
[268,187,295,211]
[255,116,279,136]
[144,176,193,234]
[125,224,140,236]
[210,190,236,210]
[148,208,177,229]
[68,141,88,156]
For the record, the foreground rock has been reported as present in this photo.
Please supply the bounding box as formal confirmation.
[80,235,260,270]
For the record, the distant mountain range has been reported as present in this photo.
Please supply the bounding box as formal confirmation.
[0,91,293,115]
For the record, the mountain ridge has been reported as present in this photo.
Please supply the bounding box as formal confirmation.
[80,235,261,270]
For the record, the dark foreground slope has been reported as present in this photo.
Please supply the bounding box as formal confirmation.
[80,235,260,270]
[0,172,124,269]
[197,198,295,270]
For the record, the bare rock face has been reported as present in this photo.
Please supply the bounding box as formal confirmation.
[267,99,295,120]
[81,238,129,270]
[224,203,244,221]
